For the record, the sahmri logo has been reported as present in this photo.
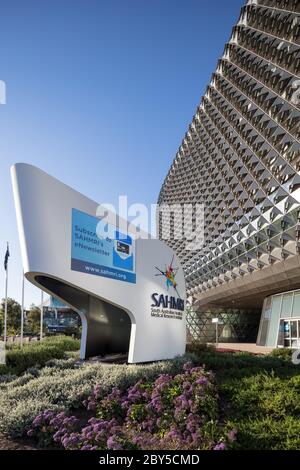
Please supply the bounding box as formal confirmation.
[151,256,185,312]
[151,293,185,312]
[154,255,180,296]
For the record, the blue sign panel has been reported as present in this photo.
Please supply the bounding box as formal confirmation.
[71,208,136,283]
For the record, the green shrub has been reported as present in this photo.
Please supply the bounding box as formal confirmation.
[186,342,215,355]
[230,416,300,450]
[5,335,80,352]
[5,345,65,375]
[269,348,296,361]
[187,346,300,449]
[42,335,80,351]
[0,335,80,376]
[221,372,300,449]
[187,348,298,378]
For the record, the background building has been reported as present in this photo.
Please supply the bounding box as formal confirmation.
[158,0,300,347]
[42,296,81,336]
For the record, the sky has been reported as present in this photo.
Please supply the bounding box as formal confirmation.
[0,0,244,307]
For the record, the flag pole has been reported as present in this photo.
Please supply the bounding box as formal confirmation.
[21,271,24,348]
[4,264,8,344]
[40,290,44,341]
[3,241,9,345]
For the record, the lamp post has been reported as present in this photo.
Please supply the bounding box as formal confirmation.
[212,318,219,348]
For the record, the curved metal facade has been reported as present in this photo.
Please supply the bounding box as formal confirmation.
[158,0,300,338]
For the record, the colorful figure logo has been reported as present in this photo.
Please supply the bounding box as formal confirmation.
[155,255,180,296]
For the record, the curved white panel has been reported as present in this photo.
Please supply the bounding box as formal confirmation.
[11,163,186,363]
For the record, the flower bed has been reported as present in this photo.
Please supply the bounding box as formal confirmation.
[27,362,234,450]
[3,347,298,450]
[0,355,196,438]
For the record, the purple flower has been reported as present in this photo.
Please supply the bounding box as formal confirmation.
[27,360,228,452]
[53,430,63,442]
[196,376,208,386]
[183,362,193,372]
[167,430,180,440]
[214,442,226,450]
[81,444,93,450]
[32,415,43,427]
[227,428,237,443]
[107,435,123,450]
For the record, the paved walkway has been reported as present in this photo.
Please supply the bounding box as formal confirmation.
[74,353,128,367]
[209,343,274,355]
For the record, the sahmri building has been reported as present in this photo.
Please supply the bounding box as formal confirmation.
[158,0,300,348]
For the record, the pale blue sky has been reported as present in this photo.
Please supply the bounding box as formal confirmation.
[0,0,243,307]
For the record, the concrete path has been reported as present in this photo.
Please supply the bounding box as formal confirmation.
[209,343,274,355]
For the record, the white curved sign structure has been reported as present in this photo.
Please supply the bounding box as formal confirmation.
[11,164,186,363]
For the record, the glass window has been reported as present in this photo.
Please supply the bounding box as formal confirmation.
[281,294,293,318]
[272,296,282,316]
[291,320,297,338]
[292,292,300,318]
[257,298,271,345]
[266,296,282,347]
[277,319,284,347]
[284,321,290,337]
[278,319,300,348]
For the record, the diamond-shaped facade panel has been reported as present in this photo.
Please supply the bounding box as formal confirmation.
[158,0,300,342]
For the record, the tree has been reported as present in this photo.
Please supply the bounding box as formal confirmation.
[26,304,41,335]
[0,297,22,335]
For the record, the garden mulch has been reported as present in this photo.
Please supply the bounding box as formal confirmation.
[0,433,39,450]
